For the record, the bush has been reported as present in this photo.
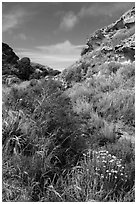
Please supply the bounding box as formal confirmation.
[16,57,34,80]
[96,88,135,126]
[3,78,89,201]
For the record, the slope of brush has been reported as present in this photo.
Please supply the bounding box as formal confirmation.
[2,7,135,202]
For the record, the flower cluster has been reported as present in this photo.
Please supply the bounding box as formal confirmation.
[92,149,128,187]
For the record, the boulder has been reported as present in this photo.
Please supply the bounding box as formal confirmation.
[16,57,34,80]
[2,43,19,65]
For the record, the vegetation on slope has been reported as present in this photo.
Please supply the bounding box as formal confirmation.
[2,6,135,202]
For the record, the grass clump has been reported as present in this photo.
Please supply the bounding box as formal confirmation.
[2,56,135,201]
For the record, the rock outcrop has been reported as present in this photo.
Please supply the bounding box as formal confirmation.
[30,62,61,79]
[61,7,135,86]
[2,43,19,65]
[2,43,61,83]
[83,6,135,57]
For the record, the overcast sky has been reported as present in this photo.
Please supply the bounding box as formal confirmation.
[2,2,134,70]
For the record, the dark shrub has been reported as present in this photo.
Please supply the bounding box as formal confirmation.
[17,57,34,80]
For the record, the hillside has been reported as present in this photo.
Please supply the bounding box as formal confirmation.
[61,6,135,85]
[61,6,135,141]
[2,42,60,85]
[2,7,135,202]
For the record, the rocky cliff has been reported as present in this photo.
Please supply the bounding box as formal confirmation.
[2,43,61,84]
[61,7,135,86]
[2,43,19,65]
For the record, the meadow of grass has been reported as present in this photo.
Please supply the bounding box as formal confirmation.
[2,60,135,201]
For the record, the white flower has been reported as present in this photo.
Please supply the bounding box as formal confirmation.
[100,153,107,156]
[117,164,122,167]
[96,167,99,171]
[109,159,114,163]
[99,150,107,153]
[101,155,107,159]
[102,160,107,163]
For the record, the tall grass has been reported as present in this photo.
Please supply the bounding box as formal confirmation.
[2,60,135,202]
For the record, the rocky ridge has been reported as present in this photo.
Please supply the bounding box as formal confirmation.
[61,7,135,86]
[2,43,61,85]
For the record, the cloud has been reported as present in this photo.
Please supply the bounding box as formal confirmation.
[36,40,84,55]
[2,8,27,32]
[16,40,85,70]
[60,12,78,31]
[18,33,27,40]
[78,2,134,18]
[59,2,134,32]
[13,33,27,40]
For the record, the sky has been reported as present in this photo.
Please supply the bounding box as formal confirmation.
[2,2,135,70]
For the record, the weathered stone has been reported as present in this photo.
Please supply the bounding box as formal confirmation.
[61,6,135,86]
[2,43,19,65]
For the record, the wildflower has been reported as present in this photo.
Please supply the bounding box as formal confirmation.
[99,150,107,153]
[109,159,115,163]
[115,176,118,179]
[100,153,107,156]
[117,164,122,167]
[100,156,106,159]
[101,175,104,179]
[108,173,111,176]
[120,173,124,176]
[102,160,107,163]
[112,155,116,159]
[106,170,109,173]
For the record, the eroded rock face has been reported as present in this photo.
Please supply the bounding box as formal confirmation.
[62,7,135,86]
[2,44,61,82]
[2,43,19,65]
[81,7,135,57]
[2,43,20,76]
